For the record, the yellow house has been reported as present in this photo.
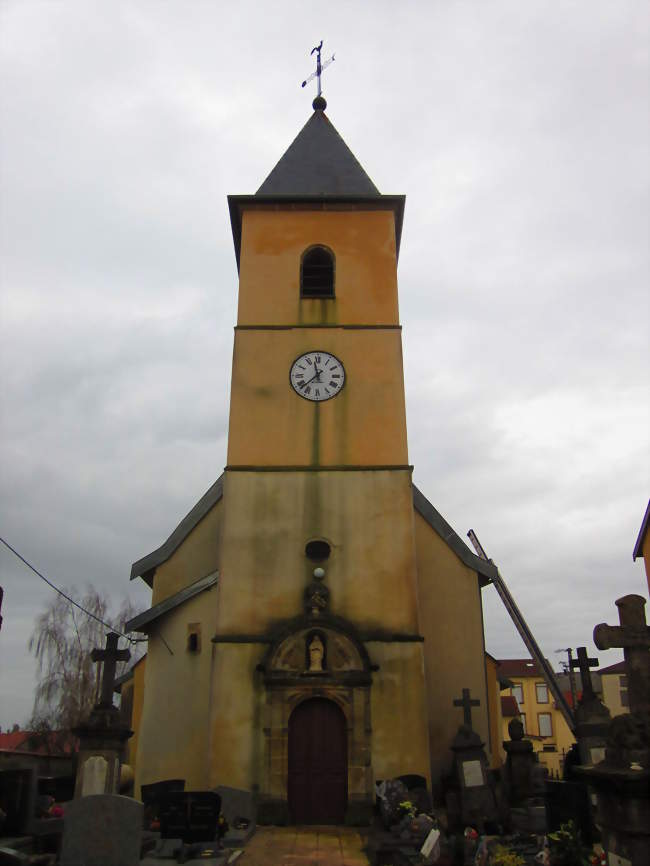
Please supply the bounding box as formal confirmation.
[125,97,497,824]
[498,659,576,777]
[599,660,629,718]
[632,499,650,596]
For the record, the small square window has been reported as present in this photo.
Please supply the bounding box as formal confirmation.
[511,683,524,705]
[187,622,201,654]
[536,683,549,703]
[538,713,553,738]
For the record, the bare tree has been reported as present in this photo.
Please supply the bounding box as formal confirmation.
[28,587,141,739]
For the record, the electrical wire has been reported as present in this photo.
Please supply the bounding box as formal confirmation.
[0,535,136,643]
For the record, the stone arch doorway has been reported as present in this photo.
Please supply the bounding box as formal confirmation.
[288,697,348,824]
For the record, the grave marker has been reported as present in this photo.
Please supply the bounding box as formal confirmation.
[594,594,650,716]
[60,794,142,866]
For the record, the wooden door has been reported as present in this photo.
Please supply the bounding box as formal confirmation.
[288,697,348,824]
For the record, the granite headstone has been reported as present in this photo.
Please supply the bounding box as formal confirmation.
[60,794,143,866]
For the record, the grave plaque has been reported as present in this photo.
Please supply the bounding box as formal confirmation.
[60,794,142,866]
[80,756,108,796]
[462,760,484,788]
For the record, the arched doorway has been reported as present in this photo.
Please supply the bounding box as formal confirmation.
[288,697,348,824]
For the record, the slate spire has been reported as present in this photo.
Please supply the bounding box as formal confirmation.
[256,101,380,197]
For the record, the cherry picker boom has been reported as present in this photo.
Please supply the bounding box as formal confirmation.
[467,529,576,733]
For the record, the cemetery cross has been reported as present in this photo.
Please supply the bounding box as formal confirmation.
[91,632,130,709]
[570,646,599,702]
[593,594,650,717]
[453,687,480,729]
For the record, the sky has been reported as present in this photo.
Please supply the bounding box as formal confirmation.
[0,1,648,729]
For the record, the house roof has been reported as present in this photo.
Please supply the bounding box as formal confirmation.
[412,485,497,585]
[0,730,76,755]
[501,695,520,717]
[125,572,218,633]
[130,476,497,588]
[256,108,380,197]
[130,475,224,586]
[497,658,554,678]
[633,499,650,560]
[599,660,627,676]
[227,106,406,270]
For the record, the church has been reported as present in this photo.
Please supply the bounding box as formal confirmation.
[125,93,497,825]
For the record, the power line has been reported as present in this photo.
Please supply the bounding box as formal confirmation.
[0,536,135,642]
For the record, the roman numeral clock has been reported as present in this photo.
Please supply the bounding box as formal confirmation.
[289,351,346,401]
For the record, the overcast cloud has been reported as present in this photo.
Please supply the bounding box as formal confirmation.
[1,1,648,728]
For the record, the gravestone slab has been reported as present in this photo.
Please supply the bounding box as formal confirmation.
[0,768,37,836]
[214,786,256,847]
[60,794,143,866]
[158,791,221,844]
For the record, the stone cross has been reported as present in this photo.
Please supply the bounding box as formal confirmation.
[453,687,480,729]
[570,646,599,702]
[594,594,650,716]
[91,632,130,709]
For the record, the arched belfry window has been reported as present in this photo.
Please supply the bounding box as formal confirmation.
[300,246,335,298]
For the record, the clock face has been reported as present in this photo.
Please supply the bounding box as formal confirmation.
[290,351,346,402]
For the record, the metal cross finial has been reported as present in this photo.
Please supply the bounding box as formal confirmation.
[301,41,335,104]
[453,687,480,729]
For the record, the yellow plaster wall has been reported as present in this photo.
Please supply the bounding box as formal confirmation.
[207,644,265,790]
[368,642,431,784]
[151,501,223,606]
[413,512,490,782]
[485,655,504,767]
[215,470,421,634]
[127,656,146,770]
[601,672,630,718]
[227,328,408,467]
[237,209,399,327]
[134,590,218,796]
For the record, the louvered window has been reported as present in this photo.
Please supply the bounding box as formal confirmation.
[301,246,335,298]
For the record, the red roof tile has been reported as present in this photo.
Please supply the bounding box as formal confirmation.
[497,659,552,678]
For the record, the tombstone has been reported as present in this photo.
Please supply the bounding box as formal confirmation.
[73,633,132,798]
[376,778,410,829]
[502,717,535,806]
[395,774,432,816]
[574,595,650,866]
[445,688,499,832]
[0,768,37,837]
[140,778,185,829]
[214,786,256,847]
[571,646,611,767]
[158,791,221,844]
[59,794,143,866]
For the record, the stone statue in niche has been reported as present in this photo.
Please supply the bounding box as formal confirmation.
[307,634,325,672]
[304,579,329,615]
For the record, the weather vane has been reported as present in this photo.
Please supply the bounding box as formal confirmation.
[301,41,335,103]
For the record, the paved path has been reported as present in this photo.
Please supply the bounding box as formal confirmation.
[240,826,370,866]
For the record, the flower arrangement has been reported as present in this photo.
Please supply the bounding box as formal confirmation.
[547,821,591,866]
[397,800,417,819]
[490,844,525,866]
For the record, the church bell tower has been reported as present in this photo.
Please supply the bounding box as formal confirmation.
[128,90,493,825]
[212,95,432,822]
